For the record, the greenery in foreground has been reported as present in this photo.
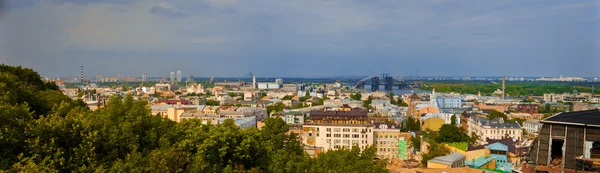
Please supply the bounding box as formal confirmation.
[0,64,387,173]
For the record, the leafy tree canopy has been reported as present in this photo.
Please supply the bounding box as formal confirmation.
[0,65,389,172]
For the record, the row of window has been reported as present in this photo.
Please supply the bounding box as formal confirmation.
[375,135,399,139]
[323,133,367,139]
[333,145,365,150]
[326,139,367,144]
[375,141,398,145]
[323,128,371,133]
[378,148,396,152]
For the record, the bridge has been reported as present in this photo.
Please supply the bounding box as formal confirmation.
[353,73,419,91]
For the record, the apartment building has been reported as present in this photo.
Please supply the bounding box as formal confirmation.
[467,116,522,145]
[302,108,374,151]
[373,123,410,160]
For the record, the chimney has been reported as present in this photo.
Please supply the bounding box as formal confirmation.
[502,76,506,100]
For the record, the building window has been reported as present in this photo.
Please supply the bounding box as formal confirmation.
[343,128,350,132]
[326,128,331,132]
[334,128,341,132]
[334,134,341,138]
[326,134,331,137]
[344,134,350,138]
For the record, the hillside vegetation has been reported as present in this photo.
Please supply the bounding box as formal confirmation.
[0,64,388,173]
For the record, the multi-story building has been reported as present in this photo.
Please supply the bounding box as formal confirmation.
[142,73,148,82]
[302,108,373,151]
[435,96,462,109]
[373,123,410,160]
[185,83,204,94]
[522,119,540,135]
[282,84,299,92]
[170,72,175,82]
[272,111,305,125]
[467,116,522,145]
[515,103,538,114]
[176,70,182,82]
[186,75,194,82]
[257,82,281,90]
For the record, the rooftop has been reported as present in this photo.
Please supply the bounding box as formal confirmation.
[471,116,521,129]
[542,109,600,126]
[428,152,465,165]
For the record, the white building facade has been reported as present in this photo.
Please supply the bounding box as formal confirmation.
[467,116,523,145]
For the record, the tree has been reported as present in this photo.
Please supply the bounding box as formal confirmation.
[487,110,508,121]
[436,124,470,143]
[450,115,457,126]
[261,92,268,98]
[410,135,422,152]
[400,117,421,132]
[282,95,294,100]
[350,93,362,101]
[0,64,390,173]
[266,102,285,113]
[206,99,219,106]
[362,96,373,108]
[397,98,408,107]
[421,141,451,166]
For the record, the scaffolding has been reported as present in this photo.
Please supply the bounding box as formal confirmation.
[574,131,600,173]
[526,125,600,173]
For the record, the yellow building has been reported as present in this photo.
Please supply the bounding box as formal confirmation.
[373,123,411,160]
[421,117,445,131]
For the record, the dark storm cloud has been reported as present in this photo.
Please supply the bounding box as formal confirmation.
[0,0,598,77]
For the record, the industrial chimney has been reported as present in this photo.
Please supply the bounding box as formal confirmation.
[502,76,506,100]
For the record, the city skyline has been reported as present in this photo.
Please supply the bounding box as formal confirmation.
[1,0,599,77]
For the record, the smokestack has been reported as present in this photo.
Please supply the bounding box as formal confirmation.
[502,76,506,100]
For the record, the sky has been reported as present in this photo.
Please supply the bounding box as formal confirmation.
[0,0,599,78]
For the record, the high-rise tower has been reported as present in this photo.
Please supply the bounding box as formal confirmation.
[170,72,175,82]
[176,71,182,82]
[80,66,84,84]
[252,73,256,89]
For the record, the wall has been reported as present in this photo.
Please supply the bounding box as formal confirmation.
[303,125,374,152]
[422,117,445,131]
[466,148,490,161]
[427,162,451,169]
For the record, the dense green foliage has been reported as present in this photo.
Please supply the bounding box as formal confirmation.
[266,102,285,114]
[420,82,594,96]
[420,139,451,166]
[487,110,508,120]
[282,95,294,100]
[350,93,362,101]
[0,65,388,172]
[206,99,220,106]
[400,117,421,132]
[436,124,476,145]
